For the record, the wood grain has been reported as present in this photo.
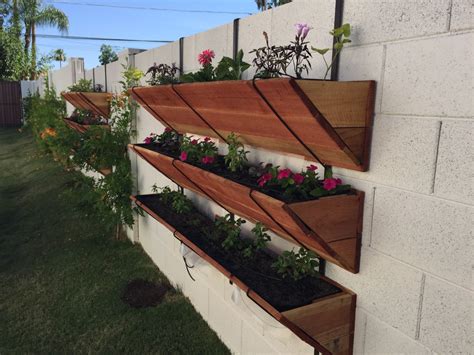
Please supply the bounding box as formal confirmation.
[61,92,112,117]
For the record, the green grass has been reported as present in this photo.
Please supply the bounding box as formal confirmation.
[0,129,229,354]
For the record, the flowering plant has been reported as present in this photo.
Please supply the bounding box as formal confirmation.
[179,136,218,165]
[256,164,350,199]
[143,127,180,148]
[146,62,179,85]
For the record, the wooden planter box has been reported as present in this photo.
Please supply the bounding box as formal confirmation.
[133,194,356,355]
[130,78,375,171]
[130,144,363,273]
[63,118,110,134]
[61,92,112,117]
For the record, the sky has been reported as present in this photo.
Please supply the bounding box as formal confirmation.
[38,0,258,70]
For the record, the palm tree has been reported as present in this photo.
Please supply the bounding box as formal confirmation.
[255,0,292,11]
[52,48,65,68]
[19,0,68,79]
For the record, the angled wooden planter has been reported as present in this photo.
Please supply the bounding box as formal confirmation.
[129,144,363,273]
[61,92,112,117]
[130,78,375,171]
[63,118,110,134]
[133,194,356,355]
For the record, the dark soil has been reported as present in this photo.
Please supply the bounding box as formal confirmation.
[121,278,171,308]
[136,143,353,204]
[66,117,107,126]
[136,194,341,312]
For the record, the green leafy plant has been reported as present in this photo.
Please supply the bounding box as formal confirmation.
[312,23,351,79]
[224,133,249,172]
[153,185,193,214]
[271,247,319,280]
[214,214,246,251]
[179,136,218,165]
[214,50,251,81]
[67,78,94,92]
[242,222,271,258]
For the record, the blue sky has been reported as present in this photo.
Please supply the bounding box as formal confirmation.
[38,0,258,70]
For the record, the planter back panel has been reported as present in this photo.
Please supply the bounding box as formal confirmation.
[132,194,356,355]
[61,92,112,117]
[130,145,363,273]
[63,118,110,134]
[130,78,375,171]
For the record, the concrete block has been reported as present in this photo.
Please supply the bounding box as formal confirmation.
[326,247,423,337]
[137,213,167,272]
[183,271,209,322]
[241,320,278,354]
[136,158,172,195]
[450,0,474,31]
[419,276,474,354]
[434,120,474,204]
[94,65,106,89]
[343,0,450,45]
[382,33,473,118]
[208,289,243,354]
[136,106,166,143]
[334,115,440,194]
[353,308,367,355]
[338,44,384,113]
[364,314,430,354]
[371,187,473,289]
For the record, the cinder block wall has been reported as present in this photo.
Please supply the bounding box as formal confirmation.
[48,0,473,353]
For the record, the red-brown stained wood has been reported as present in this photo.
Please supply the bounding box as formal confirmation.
[61,92,112,117]
[130,144,363,273]
[132,194,356,355]
[130,78,375,171]
[63,118,110,134]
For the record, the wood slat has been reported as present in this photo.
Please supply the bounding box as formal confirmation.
[61,92,111,117]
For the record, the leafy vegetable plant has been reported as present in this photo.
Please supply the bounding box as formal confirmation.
[214,214,246,251]
[67,78,94,92]
[271,247,319,280]
[242,222,271,258]
[224,133,249,172]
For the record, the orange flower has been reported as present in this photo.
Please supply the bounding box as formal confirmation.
[40,127,57,139]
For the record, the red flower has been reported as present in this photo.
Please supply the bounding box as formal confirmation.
[198,49,215,66]
[277,168,292,180]
[201,156,215,164]
[180,151,188,161]
[306,164,318,171]
[322,177,342,191]
[164,127,172,132]
[292,173,304,185]
[204,137,211,142]
[191,139,198,145]
[257,172,272,187]
[144,136,153,144]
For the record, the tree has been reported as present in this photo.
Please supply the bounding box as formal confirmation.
[19,0,68,79]
[255,0,292,11]
[52,48,65,68]
[99,44,118,65]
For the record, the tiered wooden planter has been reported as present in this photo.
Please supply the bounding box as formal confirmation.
[129,144,363,273]
[133,193,356,355]
[62,92,112,133]
[130,78,375,171]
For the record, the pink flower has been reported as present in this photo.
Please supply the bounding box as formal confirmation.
[293,173,305,185]
[164,127,172,132]
[144,136,153,144]
[322,177,342,191]
[180,151,188,161]
[277,168,292,180]
[306,164,318,171]
[198,49,215,66]
[257,172,272,187]
[295,23,312,40]
[204,137,211,142]
[201,156,215,164]
[191,139,198,145]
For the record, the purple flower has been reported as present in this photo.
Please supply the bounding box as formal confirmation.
[295,23,312,40]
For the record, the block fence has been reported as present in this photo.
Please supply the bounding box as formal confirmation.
[47,0,473,353]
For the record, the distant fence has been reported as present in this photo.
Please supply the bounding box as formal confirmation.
[0,81,22,127]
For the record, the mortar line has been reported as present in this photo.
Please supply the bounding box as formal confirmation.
[447,0,454,32]
[367,187,376,247]
[415,273,426,340]
[431,121,443,194]
[378,44,387,114]
[379,113,473,120]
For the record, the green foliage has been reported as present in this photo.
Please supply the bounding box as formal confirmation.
[214,214,246,251]
[214,50,250,81]
[67,78,93,92]
[224,133,248,172]
[312,23,351,79]
[146,63,179,85]
[180,136,218,165]
[242,222,271,258]
[99,44,118,65]
[180,63,214,83]
[0,22,30,80]
[120,64,143,89]
[154,186,193,215]
[271,247,319,281]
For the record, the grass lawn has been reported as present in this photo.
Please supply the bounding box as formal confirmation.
[0,129,229,354]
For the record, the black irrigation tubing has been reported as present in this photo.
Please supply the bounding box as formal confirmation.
[170,84,228,143]
[251,77,326,168]
[130,86,179,132]
[247,189,309,251]
[171,231,196,281]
